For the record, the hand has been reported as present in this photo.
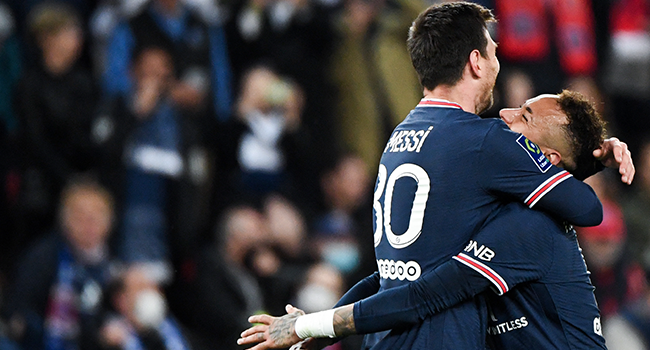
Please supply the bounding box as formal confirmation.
[238,304,305,350]
[593,137,635,184]
[170,82,204,108]
[100,319,129,347]
[134,77,163,117]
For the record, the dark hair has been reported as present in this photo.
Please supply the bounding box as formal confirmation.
[407,2,495,90]
[557,90,607,180]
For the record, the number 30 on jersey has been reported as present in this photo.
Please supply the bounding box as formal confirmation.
[373,163,430,249]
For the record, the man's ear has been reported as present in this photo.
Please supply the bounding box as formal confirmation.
[544,148,562,166]
[468,49,482,78]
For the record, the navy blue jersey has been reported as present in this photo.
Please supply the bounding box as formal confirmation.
[452,205,606,349]
[350,202,606,349]
[368,99,602,349]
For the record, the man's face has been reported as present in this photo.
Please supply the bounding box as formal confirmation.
[476,30,500,114]
[499,95,568,151]
[62,189,112,252]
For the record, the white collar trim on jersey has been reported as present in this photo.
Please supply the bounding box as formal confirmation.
[417,99,463,110]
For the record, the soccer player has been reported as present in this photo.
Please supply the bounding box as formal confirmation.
[238,2,632,349]
[239,90,611,350]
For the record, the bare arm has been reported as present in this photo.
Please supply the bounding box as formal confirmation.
[238,305,356,350]
[333,304,356,336]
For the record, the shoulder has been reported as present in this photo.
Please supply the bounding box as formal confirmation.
[12,233,62,281]
[17,68,45,88]
[19,233,61,263]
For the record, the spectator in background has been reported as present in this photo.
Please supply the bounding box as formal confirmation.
[102,0,232,124]
[292,263,363,350]
[15,2,98,245]
[168,204,268,350]
[494,0,599,115]
[311,153,375,285]
[232,65,313,204]
[329,0,425,172]
[7,0,98,68]
[604,273,650,350]
[101,0,235,216]
[169,195,318,349]
[92,45,213,282]
[601,0,650,154]
[2,176,116,350]
[577,172,647,320]
[89,0,147,80]
[100,265,198,350]
[226,0,339,167]
[622,140,650,269]
[293,262,344,315]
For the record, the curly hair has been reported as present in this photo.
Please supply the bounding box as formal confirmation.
[557,90,607,180]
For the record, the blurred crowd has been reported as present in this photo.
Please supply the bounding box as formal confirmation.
[0,0,648,349]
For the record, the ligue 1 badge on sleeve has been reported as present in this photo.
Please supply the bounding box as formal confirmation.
[516,135,552,173]
[593,317,602,336]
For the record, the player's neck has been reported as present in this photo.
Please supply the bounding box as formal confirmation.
[423,84,479,114]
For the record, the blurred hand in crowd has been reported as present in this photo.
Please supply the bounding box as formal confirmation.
[131,47,174,117]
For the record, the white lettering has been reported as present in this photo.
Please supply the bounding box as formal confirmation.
[399,131,411,152]
[464,240,496,261]
[406,130,418,152]
[383,127,433,154]
[594,317,602,336]
[478,247,495,261]
[415,126,433,152]
[391,131,405,152]
[377,259,421,281]
[487,317,528,335]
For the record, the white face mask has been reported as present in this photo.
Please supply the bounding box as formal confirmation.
[133,289,167,329]
[295,284,340,314]
[321,241,360,274]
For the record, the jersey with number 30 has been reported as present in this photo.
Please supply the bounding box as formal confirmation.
[368,99,602,349]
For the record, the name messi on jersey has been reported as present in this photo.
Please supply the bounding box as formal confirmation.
[464,240,496,261]
[384,126,433,154]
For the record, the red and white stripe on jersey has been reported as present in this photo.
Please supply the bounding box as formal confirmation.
[524,170,573,208]
[417,99,463,109]
[453,253,509,295]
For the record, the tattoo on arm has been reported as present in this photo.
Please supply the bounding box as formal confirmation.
[269,313,302,346]
[333,305,357,337]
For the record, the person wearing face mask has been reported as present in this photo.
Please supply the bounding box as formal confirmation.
[311,153,375,285]
[2,176,116,350]
[100,266,197,350]
[231,65,310,202]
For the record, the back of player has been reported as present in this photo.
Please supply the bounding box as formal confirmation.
[369,100,599,349]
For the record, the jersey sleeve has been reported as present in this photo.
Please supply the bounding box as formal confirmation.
[479,122,602,227]
[353,261,490,334]
[352,204,558,334]
[334,272,380,307]
[452,204,556,295]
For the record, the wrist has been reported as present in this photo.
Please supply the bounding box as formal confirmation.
[294,309,336,339]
